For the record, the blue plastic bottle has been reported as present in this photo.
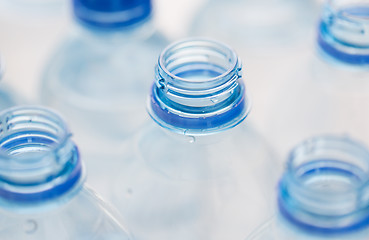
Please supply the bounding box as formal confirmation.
[246,136,369,239]
[0,106,133,240]
[262,0,369,158]
[110,38,278,240]
[41,0,168,152]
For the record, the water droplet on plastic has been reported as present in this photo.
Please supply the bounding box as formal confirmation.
[24,219,37,234]
[27,138,32,143]
[188,136,196,143]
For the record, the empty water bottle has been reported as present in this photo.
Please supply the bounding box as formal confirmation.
[41,0,167,151]
[262,0,369,157]
[109,38,278,240]
[0,106,133,240]
[246,136,369,239]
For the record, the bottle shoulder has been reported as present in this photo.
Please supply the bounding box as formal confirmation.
[0,186,132,240]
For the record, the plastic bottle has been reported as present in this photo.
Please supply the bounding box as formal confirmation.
[246,135,369,239]
[0,106,133,240]
[191,0,318,49]
[110,38,278,240]
[41,0,168,151]
[262,0,369,158]
[189,0,319,137]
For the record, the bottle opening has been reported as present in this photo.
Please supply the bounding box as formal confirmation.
[149,38,250,134]
[0,106,82,204]
[279,136,369,233]
[318,0,369,64]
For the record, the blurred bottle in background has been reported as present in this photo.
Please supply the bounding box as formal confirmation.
[262,0,369,159]
[191,0,318,49]
[188,0,320,136]
[246,136,369,240]
[0,0,69,102]
[0,106,133,240]
[0,56,18,109]
[40,0,168,191]
[108,38,279,240]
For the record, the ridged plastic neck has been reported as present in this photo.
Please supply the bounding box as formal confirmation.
[0,107,82,205]
[148,38,250,135]
[279,136,369,234]
[73,0,152,30]
[318,0,369,65]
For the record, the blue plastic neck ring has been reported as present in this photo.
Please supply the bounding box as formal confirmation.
[318,21,369,65]
[0,147,82,204]
[150,85,246,130]
[278,181,369,234]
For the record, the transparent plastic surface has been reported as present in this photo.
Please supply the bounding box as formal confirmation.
[246,136,369,239]
[0,106,133,240]
[109,39,279,240]
[191,0,318,51]
[41,19,168,152]
[0,57,20,111]
[0,187,132,240]
[261,0,369,158]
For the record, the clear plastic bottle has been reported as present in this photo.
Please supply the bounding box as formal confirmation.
[0,106,133,240]
[110,38,278,240]
[261,0,369,159]
[41,0,168,152]
[189,0,319,137]
[246,136,369,239]
[191,0,318,47]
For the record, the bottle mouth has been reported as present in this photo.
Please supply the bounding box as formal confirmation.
[148,38,250,135]
[318,0,369,65]
[0,106,82,204]
[279,136,369,233]
[73,0,152,30]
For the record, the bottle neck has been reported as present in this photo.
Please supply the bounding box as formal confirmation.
[148,39,251,136]
[318,0,369,65]
[0,107,84,208]
[278,136,369,234]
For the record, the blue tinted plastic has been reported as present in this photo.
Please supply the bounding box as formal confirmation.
[148,38,250,135]
[111,38,276,240]
[279,136,369,233]
[73,0,152,29]
[0,106,133,240]
[0,107,82,204]
[318,1,369,64]
[246,136,369,239]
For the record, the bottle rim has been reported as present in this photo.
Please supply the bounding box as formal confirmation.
[318,0,369,65]
[149,38,250,135]
[0,106,83,204]
[278,135,369,233]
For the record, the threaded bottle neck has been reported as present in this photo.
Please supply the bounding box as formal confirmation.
[318,0,369,65]
[148,38,250,135]
[0,106,82,206]
[278,136,369,234]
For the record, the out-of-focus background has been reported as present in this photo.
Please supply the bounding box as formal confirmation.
[0,0,323,102]
[0,0,207,102]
